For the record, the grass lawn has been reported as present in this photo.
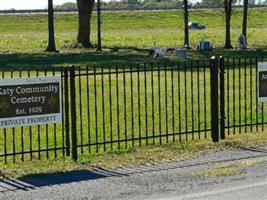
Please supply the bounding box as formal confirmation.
[0,8,267,169]
[0,8,267,66]
[1,132,267,178]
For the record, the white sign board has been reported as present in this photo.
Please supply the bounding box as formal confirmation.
[0,76,62,128]
[258,62,267,102]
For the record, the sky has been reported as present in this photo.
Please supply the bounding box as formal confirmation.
[0,0,76,10]
[0,0,199,10]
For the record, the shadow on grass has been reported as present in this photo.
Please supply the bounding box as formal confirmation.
[0,48,171,68]
[0,47,266,68]
[190,48,267,60]
[0,52,146,67]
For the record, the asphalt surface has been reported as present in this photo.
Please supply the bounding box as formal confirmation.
[172,179,267,200]
[1,146,267,200]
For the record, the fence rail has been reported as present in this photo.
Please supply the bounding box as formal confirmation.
[0,56,267,163]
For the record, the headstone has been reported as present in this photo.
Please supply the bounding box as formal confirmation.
[150,46,165,58]
[238,34,247,49]
[149,46,187,59]
[197,38,213,51]
[175,49,187,59]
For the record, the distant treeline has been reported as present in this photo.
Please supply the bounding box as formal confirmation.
[53,0,267,10]
[53,1,182,10]
[1,1,266,14]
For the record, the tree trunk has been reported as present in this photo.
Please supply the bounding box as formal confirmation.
[183,0,189,48]
[97,0,102,51]
[77,0,95,48]
[46,0,57,52]
[242,0,248,45]
[224,0,233,49]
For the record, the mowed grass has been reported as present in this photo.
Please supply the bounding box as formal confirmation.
[1,132,267,178]
[1,59,267,163]
[0,9,267,165]
[1,8,267,50]
[0,8,267,66]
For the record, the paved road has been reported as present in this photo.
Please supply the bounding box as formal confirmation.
[175,179,267,200]
[1,146,267,200]
[149,176,267,200]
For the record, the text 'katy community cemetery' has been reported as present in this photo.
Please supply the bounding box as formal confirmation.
[0,76,62,128]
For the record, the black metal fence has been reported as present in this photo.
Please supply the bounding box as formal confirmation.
[70,62,212,160]
[0,56,266,163]
[223,56,267,134]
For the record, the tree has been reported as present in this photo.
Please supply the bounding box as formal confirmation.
[183,0,189,48]
[249,0,255,5]
[200,0,224,7]
[242,0,248,45]
[97,0,102,51]
[54,2,77,10]
[143,0,183,8]
[201,0,237,7]
[224,0,233,49]
[77,0,95,48]
[46,0,57,52]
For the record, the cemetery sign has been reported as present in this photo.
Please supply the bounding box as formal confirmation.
[258,62,267,102]
[0,76,62,128]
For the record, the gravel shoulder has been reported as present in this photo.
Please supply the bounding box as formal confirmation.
[1,145,267,200]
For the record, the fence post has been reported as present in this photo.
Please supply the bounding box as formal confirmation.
[70,66,78,161]
[64,68,70,156]
[210,57,219,142]
[219,56,225,139]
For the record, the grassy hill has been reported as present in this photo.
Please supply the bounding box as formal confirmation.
[0,8,266,66]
